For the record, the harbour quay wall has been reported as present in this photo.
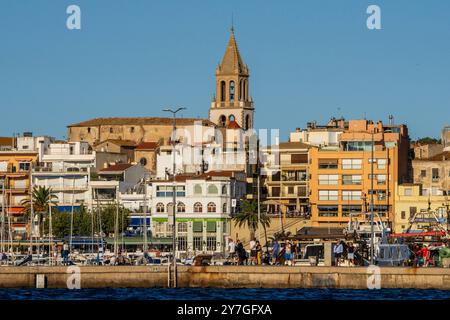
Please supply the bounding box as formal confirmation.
[0,266,450,289]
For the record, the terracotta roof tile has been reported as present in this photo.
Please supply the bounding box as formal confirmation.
[68,117,215,127]
[95,139,136,147]
[99,163,133,172]
[227,120,241,129]
[135,142,159,150]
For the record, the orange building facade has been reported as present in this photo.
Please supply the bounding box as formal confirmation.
[309,119,410,227]
[0,151,38,239]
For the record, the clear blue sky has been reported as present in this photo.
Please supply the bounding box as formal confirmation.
[1,0,449,141]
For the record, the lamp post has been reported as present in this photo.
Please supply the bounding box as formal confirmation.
[370,131,375,265]
[163,107,186,288]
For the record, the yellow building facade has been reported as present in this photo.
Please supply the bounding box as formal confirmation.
[393,183,449,233]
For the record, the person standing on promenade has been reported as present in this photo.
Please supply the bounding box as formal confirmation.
[285,240,292,266]
[272,240,280,265]
[333,241,343,266]
[249,238,256,265]
[236,239,245,265]
[347,243,354,266]
[255,241,262,265]
[228,238,236,264]
[421,245,430,267]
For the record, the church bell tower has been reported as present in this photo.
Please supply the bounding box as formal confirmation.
[209,28,254,130]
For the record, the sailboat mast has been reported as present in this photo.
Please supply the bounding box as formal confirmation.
[1,181,5,253]
[70,177,75,249]
[114,186,119,256]
[370,131,375,264]
[143,181,148,252]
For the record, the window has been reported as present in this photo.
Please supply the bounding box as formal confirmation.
[177,237,187,251]
[377,159,387,169]
[156,186,185,197]
[374,205,389,217]
[409,206,417,218]
[420,170,426,177]
[229,80,235,102]
[377,174,387,185]
[207,185,218,194]
[207,202,216,213]
[318,159,338,169]
[221,185,227,195]
[109,127,113,133]
[219,115,226,127]
[177,222,187,233]
[401,211,406,220]
[156,203,164,213]
[193,221,203,232]
[223,203,227,213]
[87,127,91,133]
[342,190,362,201]
[342,159,362,170]
[130,127,135,133]
[207,221,217,232]
[404,188,412,196]
[207,236,217,251]
[377,190,386,201]
[194,184,202,195]
[319,190,338,201]
[167,203,174,213]
[432,168,439,181]
[194,202,203,213]
[220,81,226,101]
[342,205,362,217]
[345,141,373,151]
[193,236,203,250]
[139,157,147,166]
[286,186,294,195]
[271,187,280,197]
[318,205,338,217]
[229,114,235,122]
[291,154,307,164]
[319,174,338,185]
[177,202,186,213]
[19,162,30,172]
[342,175,362,185]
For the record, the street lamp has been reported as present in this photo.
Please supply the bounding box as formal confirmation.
[163,107,186,288]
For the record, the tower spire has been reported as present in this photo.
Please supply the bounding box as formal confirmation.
[231,13,234,33]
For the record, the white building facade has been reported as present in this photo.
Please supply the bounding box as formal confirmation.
[32,142,95,211]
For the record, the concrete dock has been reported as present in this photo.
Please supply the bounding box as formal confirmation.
[1,266,450,289]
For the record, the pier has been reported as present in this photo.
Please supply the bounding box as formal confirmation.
[0,266,449,290]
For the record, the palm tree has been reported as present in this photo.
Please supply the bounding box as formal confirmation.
[22,186,58,238]
[232,199,271,248]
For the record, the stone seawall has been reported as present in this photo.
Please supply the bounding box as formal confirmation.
[0,266,449,290]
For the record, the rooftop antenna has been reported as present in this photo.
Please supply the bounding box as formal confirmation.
[389,114,394,125]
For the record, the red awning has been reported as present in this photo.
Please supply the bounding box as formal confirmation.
[6,207,25,214]
[389,231,447,238]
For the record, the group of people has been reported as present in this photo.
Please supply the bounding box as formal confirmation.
[227,238,303,266]
[333,240,359,266]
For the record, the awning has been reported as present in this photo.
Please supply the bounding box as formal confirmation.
[389,231,447,238]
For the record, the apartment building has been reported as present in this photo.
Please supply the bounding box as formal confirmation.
[394,183,448,233]
[289,117,347,147]
[0,150,38,238]
[412,151,450,196]
[309,119,410,228]
[32,141,95,211]
[263,142,310,216]
[150,171,246,255]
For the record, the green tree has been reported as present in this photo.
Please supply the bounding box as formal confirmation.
[232,199,271,248]
[46,205,130,239]
[21,186,58,237]
[414,137,441,145]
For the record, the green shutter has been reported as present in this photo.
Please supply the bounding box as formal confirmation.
[193,221,203,232]
[206,221,216,232]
